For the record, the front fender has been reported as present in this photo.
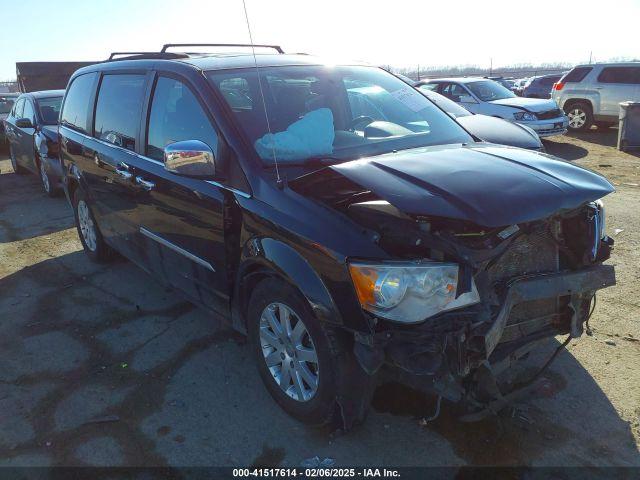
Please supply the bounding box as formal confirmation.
[234,237,344,331]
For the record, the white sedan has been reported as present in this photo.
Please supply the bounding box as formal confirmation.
[417,77,568,138]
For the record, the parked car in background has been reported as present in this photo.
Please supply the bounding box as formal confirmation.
[0,93,20,145]
[5,90,64,196]
[416,86,543,151]
[59,46,615,427]
[552,62,640,132]
[418,77,568,137]
[512,78,529,96]
[485,76,515,90]
[522,74,563,98]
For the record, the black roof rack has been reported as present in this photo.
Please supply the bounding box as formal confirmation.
[161,43,284,54]
[108,52,188,61]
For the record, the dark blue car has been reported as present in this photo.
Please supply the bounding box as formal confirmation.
[5,90,65,196]
[522,74,563,98]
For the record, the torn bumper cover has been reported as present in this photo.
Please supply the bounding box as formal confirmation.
[354,264,616,403]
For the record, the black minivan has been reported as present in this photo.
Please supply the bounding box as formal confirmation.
[59,45,616,427]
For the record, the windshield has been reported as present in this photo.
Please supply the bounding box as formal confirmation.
[37,96,63,125]
[0,98,15,114]
[417,87,471,118]
[466,80,516,102]
[207,65,472,165]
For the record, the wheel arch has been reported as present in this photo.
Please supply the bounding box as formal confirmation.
[563,98,594,113]
[232,237,343,333]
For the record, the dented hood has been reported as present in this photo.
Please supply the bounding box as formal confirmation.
[300,144,614,228]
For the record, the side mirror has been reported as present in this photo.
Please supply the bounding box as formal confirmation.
[164,140,216,178]
[459,95,478,104]
[15,117,34,129]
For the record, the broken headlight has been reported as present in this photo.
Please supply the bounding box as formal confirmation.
[513,111,537,121]
[348,261,480,323]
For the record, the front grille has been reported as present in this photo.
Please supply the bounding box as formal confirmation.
[487,227,560,325]
[536,108,563,120]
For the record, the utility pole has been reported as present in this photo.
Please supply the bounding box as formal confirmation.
[489,58,493,76]
[589,51,593,64]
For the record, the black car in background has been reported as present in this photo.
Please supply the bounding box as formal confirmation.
[59,46,615,428]
[5,90,64,196]
[416,87,544,151]
[522,74,563,99]
[0,93,20,145]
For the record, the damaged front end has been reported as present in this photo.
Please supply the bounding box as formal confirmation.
[289,146,616,417]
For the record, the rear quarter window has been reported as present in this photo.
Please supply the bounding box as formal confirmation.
[562,67,592,83]
[597,67,640,84]
[61,73,97,134]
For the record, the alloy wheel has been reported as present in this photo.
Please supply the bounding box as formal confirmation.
[259,302,319,402]
[77,200,97,252]
[568,108,587,129]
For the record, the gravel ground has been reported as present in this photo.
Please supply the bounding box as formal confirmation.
[0,130,638,468]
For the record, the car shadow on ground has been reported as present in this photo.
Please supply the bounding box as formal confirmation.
[0,163,74,243]
[566,128,640,157]
[0,246,638,467]
[542,139,589,161]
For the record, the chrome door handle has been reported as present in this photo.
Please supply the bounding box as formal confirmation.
[115,168,133,180]
[135,176,155,191]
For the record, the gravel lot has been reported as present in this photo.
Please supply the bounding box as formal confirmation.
[0,130,639,468]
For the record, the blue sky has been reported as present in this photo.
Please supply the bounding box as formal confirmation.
[1,0,639,80]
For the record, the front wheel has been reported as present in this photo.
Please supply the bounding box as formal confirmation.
[566,102,593,132]
[73,188,114,263]
[248,278,372,427]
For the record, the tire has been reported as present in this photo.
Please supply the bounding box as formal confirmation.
[9,145,27,174]
[565,102,593,132]
[248,278,372,427]
[37,156,59,197]
[73,187,114,263]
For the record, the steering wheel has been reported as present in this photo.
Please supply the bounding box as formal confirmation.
[349,115,375,131]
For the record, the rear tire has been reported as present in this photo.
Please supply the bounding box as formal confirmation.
[565,102,593,132]
[248,278,372,428]
[9,145,27,174]
[73,187,114,263]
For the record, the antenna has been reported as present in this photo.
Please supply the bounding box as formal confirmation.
[241,0,281,185]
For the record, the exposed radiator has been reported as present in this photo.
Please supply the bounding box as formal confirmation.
[487,227,560,325]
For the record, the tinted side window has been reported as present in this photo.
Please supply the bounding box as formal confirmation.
[94,74,146,151]
[61,73,97,133]
[563,67,592,83]
[597,67,640,84]
[441,83,469,101]
[146,77,219,161]
[22,100,35,123]
[540,76,559,86]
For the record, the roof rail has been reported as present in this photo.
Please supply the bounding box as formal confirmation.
[107,51,190,61]
[161,43,284,54]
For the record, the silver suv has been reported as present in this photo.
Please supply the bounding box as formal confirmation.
[551,62,640,131]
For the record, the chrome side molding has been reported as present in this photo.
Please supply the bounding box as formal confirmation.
[139,227,215,272]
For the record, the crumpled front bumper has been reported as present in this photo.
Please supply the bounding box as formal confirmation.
[519,116,569,137]
[354,264,616,402]
[470,264,615,362]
